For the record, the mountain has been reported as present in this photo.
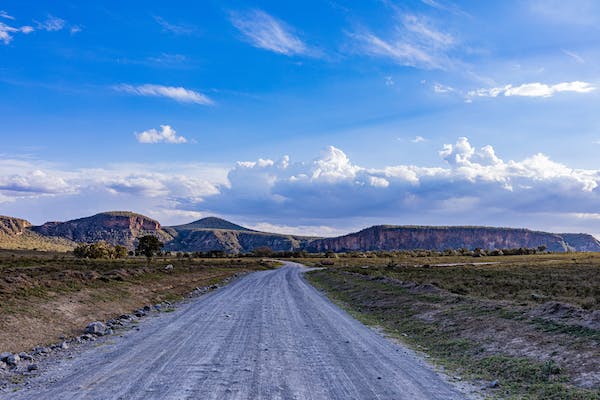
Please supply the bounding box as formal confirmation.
[31,211,173,249]
[0,215,76,251]
[306,225,600,253]
[169,217,253,232]
[164,218,312,253]
[2,212,599,254]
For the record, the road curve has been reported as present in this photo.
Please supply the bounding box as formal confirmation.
[10,262,465,400]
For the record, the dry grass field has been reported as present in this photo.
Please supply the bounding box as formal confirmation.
[303,253,600,399]
[0,250,276,352]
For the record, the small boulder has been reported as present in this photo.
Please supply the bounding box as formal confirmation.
[19,352,33,361]
[85,321,108,336]
[27,364,39,372]
[164,264,174,271]
[143,305,151,312]
[0,361,8,370]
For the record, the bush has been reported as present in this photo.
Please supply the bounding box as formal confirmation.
[73,241,129,259]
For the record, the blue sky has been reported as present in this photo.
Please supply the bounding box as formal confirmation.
[1,0,600,237]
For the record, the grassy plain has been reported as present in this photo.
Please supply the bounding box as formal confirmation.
[303,253,600,399]
[0,250,275,352]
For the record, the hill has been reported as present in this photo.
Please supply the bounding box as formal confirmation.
[306,225,600,253]
[164,218,312,253]
[0,216,76,251]
[169,217,253,232]
[31,211,173,249]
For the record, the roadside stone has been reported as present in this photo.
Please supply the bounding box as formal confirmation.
[80,334,95,341]
[488,380,499,388]
[32,346,49,355]
[60,341,69,350]
[0,361,8,370]
[164,264,174,271]
[134,309,146,318]
[0,352,11,362]
[27,364,39,372]
[143,305,151,312]
[154,304,162,311]
[85,321,108,336]
[19,352,33,361]
[6,353,20,366]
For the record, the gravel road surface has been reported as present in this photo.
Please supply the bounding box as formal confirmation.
[9,261,466,400]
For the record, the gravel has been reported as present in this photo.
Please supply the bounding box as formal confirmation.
[8,262,466,400]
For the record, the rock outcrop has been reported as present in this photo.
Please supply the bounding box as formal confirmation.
[306,225,600,253]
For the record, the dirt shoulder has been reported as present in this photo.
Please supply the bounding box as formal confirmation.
[306,263,600,400]
[0,254,275,353]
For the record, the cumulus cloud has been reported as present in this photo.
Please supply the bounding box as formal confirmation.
[4,138,600,235]
[135,125,188,144]
[412,136,427,143]
[349,14,455,69]
[114,84,213,105]
[468,81,595,99]
[230,9,310,56]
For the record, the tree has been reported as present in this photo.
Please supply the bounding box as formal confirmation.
[114,245,128,259]
[136,235,163,263]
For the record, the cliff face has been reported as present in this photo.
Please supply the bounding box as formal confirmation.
[31,211,173,249]
[560,233,600,252]
[307,226,600,253]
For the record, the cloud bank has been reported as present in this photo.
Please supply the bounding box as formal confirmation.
[2,138,600,235]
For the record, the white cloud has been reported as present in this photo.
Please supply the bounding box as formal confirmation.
[247,222,348,237]
[384,76,395,86]
[35,15,65,32]
[349,14,455,69]
[115,84,213,105]
[433,83,454,93]
[135,125,188,144]
[154,16,195,35]
[0,21,34,44]
[562,49,585,64]
[468,81,595,99]
[230,9,309,56]
[4,139,600,236]
[0,11,14,20]
[412,136,427,143]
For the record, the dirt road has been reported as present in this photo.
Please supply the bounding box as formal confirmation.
[9,262,466,399]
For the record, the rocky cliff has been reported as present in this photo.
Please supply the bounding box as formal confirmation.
[306,225,600,253]
[31,211,173,249]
